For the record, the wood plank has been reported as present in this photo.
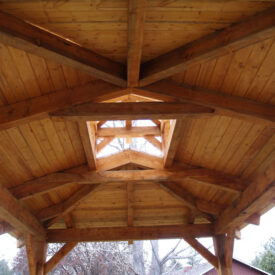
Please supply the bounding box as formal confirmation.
[0,81,123,130]
[38,185,101,227]
[51,102,215,121]
[184,237,218,268]
[139,8,275,86]
[10,165,246,200]
[145,81,275,126]
[164,119,185,167]
[97,126,161,138]
[78,122,97,170]
[0,12,126,86]
[44,242,77,275]
[127,0,146,87]
[0,183,45,238]
[47,224,214,243]
[215,159,275,233]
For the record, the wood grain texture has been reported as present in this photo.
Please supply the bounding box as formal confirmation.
[51,102,215,121]
[44,242,77,274]
[47,224,214,242]
[215,159,275,233]
[127,0,146,87]
[145,81,275,126]
[0,11,126,86]
[0,81,122,130]
[0,183,45,238]
[140,8,275,86]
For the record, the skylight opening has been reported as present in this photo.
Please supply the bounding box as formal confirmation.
[94,119,164,159]
[96,137,163,158]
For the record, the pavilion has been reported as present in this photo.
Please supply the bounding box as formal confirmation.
[0,1,274,275]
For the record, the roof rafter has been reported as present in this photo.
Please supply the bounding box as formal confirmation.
[0,183,45,239]
[139,8,275,86]
[127,0,146,87]
[37,185,101,226]
[0,11,126,86]
[156,181,214,221]
[215,159,275,234]
[0,81,124,130]
[143,81,275,126]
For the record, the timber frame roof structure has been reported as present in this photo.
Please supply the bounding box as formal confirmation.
[0,1,274,274]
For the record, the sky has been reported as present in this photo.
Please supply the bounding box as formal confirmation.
[0,207,274,268]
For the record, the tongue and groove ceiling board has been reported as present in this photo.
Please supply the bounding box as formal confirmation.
[0,0,274,256]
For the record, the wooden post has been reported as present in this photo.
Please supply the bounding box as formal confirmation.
[213,231,234,275]
[25,234,47,275]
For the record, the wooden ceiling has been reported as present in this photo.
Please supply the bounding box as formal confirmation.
[0,1,274,273]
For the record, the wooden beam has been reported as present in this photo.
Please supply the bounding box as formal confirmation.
[184,237,218,268]
[97,126,161,138]
[8,166,90,200]
[0,12,126,86]
[47,224,214,243]
[0,183,45,239]
[213,231,234,275]
[156,181,214,221]
[51,102,214,121]
[78,122,97,170]
[25,234,47,275]
[97,137,115,153]
[215,159,275,234]
[97,150,163,170]
[44,242,77,275]
[0,81,123,130]
[37,185,100,226]
[144,135,162,151]
[10,165,245,200]
[139,8,275,86]
[163,120,185,168]
[145,81,275,126]
[127,0,146,87]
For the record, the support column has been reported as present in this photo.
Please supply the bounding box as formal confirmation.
[25,234,47,275]
[213,231,234,275]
